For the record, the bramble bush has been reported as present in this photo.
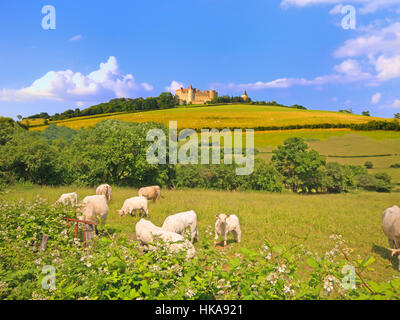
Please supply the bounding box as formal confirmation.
[0,198,399,300]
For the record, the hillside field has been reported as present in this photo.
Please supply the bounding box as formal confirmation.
[2,184,400,284]
[27,104,392,131]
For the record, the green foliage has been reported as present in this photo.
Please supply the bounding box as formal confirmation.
[0,119,394,193]
[174,160,284,192]
[41,124,77,142]
[271,137,326,193]
[356,172,393,192]
[47,93,180,122]
[69,119,172,187]
[362,111,371,117]
[364,161,374,169]
[0,131,68,185]
[1,199,399,300]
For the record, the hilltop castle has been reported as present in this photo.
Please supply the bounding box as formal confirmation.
[175,85,218,105]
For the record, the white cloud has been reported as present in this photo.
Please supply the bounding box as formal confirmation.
[165,80,185,93]
[371,92,382,104]
[210,59,373,93]
[281,0,400,14]
[333,22,400,82]
[334,22,400,58]
[0,56,153,103]
[393,99,400,107]
[375,55,400,80]
[334,59,362,75]
[329,4,344,14]
[69,35,82,41]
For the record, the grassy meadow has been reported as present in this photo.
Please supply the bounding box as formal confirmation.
[2,184,400,284]
[28,104,392,131]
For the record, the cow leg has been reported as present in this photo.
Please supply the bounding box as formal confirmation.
[224,233,227,247]
[232,230,237,242]
[214,232,219,246]
[236,228,241,243]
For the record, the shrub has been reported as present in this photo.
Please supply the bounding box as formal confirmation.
[364,161,373,169]
[390,163,400,168]
[356,172,393,192]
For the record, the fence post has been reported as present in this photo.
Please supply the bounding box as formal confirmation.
[39,234,49,252]
[83,224,95,247]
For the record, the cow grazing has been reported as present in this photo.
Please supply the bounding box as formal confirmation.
[118,196,149,217]
[214,214,241,247]
[77,195,109,233]
[54,192,78,207]
[135,218,196,259]
[162,210,199,243]
[138,186,161,203]
[96,184,112,202]
[382,205,400,270]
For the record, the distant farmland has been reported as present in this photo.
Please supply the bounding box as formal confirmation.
[27,104,392,131]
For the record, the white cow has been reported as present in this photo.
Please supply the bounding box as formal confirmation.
[118,196,149,217]
[135,219,196,259]
[54,192,78,207]
[214,214,241,247]
[382,205,400,270]
[96,184,112,202]
[77,195,109,232]
[162,210,199,243]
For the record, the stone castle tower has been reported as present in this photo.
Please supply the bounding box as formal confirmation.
[242,90,249,102]
[175,85,218,104]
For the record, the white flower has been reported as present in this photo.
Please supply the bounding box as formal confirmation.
[277,264,287,273]
[185,288,195,298]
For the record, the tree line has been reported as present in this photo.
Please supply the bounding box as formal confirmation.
[0,118,393,193]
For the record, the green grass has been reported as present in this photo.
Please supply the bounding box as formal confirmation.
[2,184,400,284]
[251,132,400,184]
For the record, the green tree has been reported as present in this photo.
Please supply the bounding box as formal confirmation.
[0,131,66,185]
[70,119,172,187]
[395,113,400,119]
[271,137,326,193]
[158,92,177,109]
[364,161,373,169]
[362,111,371,116]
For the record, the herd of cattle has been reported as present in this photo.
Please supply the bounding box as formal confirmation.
[54,184,400,267]
[54,184,242,259]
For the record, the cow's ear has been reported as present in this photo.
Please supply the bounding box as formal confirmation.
[227,215,230,218]
[216,215,219,219]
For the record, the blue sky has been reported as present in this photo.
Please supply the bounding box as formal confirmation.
[0,0,399,118]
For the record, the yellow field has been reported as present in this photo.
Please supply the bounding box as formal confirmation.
[29,104,392,131]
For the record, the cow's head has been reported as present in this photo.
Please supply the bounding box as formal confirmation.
[216,214,230,225]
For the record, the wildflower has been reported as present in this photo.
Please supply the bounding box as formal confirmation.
[277,264,286,273]
[185,288,195,298]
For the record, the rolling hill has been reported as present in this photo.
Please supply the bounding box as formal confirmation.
[27,104,393,131]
